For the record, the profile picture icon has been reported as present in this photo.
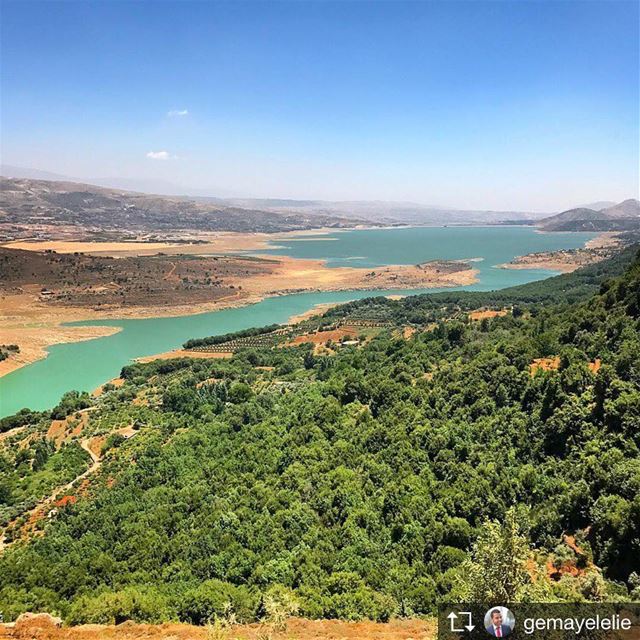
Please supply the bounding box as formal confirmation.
[484,607,515,637]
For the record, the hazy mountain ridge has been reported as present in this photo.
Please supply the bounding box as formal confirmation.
[0,177,372,238]
[1,167,637,232]
[538,199,640,232]
[0,166,557,225]
[216,197,550,224]
[578,200,617,211]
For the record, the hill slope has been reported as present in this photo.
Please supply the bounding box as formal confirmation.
[601,198,640,218]
[0,248,638,623]
[538,199,640,232]
[0,177,368,238]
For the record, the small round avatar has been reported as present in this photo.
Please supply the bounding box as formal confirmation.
[484,607,515,637]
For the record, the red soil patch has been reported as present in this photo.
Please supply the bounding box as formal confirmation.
[46,412,89,448]
[530,357,561,375]
[468,309,508,321]
[46,420,67,445]
[0,617,436,640]
[54,495,78,508]
[588,358,602,374]
[564,534,585,555]
[288,327,359,347]
[546,533,593,581]
[546,559,584,580]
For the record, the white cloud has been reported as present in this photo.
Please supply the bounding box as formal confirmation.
[167,109,189,117]
[146,150,172,160]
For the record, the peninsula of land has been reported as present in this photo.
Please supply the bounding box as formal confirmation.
[0,232,477,377]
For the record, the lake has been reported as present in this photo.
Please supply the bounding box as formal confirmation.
[0,226,595,417]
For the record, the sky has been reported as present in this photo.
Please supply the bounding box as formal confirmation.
[1,0,638,211]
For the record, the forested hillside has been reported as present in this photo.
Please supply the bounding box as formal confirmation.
[0,248,639,625]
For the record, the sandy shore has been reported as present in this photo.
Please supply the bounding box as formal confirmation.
[585,232,621,249]
[499,235,617,273]
[499,249,610,273]
[288,302,345,324]
[500,259,579,273]
[135,349,233,363]
[0,293,122,378]
[1,228,341,258]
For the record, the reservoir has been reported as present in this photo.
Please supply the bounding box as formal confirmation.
[0,226,595,417]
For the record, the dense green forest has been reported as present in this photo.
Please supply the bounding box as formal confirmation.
[0,248,638,624]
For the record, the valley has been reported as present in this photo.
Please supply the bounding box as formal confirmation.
[2,1,638,636]
[0,247,638,631]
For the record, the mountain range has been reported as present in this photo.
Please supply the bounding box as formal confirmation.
[1,166,638,235]
[0,177,368,237]
[0,164,553,225]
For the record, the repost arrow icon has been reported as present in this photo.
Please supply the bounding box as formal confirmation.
[448,611,464,633]
[461,611,475,631]
[447,611,475,633]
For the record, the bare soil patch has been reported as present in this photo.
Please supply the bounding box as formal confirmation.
[0,617,436,640]
[468,309,508,321]
[588,358,602,374]
[46,411,90,448]
[530,357,601,376]
[136,350,233,363]
[1,245,476,377]
[92,377,125,397]
[500,248,612,273]
[530,357,561,374]
[287,327,360,347]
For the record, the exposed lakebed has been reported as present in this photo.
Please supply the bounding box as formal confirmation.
[0,226,595,416]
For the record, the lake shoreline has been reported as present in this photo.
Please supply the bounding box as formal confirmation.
[0,254,478,379]
[0,225,605,383]
[498,233,620,273]
[0,225,600,416]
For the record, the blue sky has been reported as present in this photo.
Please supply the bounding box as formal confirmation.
[1,0,638,210]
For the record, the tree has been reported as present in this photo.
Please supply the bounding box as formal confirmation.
[453,508,530,603]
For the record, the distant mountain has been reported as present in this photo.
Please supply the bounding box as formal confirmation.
[0,177,370,237]
[578,200,616,211]
[217,198,550,225]
[602,199,640,218]
[0,165,237,199]
[0,164,72,182]
[0,165,552,225]
[538,199,640,232]
[1,166,632,228]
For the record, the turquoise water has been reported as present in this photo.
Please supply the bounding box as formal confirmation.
[0,227,595,417]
